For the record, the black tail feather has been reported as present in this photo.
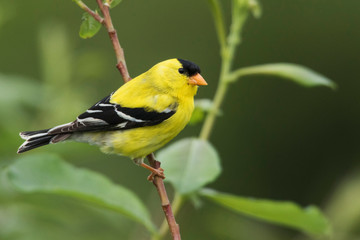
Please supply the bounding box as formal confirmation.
[17,135,53,153]
[19,129,49,140]
[17,129,70,153]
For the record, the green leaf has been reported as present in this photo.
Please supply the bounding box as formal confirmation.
[194,99,215,112]
[189,99,217,125]
[7,153,157,233]
[79,12,101,39]
[229,63,337,89]
[108,0,122,8]
[189,108,205,125]
[158,138,221,195]
[200,188,332,236]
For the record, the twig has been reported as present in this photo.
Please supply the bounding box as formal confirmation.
[75,0,104,24]
[96,0,131,82]
[157,193,183,240]
[147,153,181,240]
[76,1,181,239]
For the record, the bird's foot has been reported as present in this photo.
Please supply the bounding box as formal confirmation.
[147,168,165,181]
[140,163,165,181]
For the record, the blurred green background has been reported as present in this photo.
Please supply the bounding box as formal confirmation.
[1,0,360,239]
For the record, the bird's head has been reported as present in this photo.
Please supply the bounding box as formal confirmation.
[148,58,207,98]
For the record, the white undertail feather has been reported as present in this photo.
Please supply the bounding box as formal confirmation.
[19,132,30,140]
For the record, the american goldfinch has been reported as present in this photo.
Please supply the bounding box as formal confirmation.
[17,58,207,177]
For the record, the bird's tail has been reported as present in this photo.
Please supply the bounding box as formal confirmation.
[17,129,71,154]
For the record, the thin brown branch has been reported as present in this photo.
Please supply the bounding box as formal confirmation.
[147,153,181,240]
[76,0,104,24]
[88,1,181,239]
[96,0,131,82]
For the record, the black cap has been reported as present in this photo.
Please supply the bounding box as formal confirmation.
[177,58,201,77]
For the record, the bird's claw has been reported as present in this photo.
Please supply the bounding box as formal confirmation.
[147,168,165,181]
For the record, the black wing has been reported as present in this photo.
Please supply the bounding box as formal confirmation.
[48,92,177,134]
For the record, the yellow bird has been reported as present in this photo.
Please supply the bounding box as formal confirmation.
[17,58,207,178]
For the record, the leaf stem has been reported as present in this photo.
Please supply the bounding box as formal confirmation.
[199,81,228,140]
[227,65,262,82]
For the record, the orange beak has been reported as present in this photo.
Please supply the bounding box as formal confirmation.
[189,73,208,86]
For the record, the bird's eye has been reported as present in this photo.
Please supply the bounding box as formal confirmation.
[178,68,185,74]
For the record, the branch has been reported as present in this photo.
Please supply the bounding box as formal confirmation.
[96,0,131,82]
[76,1,181,239]
[147,153,181,240]
[157,193,183,240]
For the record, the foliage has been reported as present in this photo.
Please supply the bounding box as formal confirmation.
[159,138,221,195]
[0,0,341,240]
[227,63,336,89]
[7,153,156,233]
[79,12,101,39]
[200,189,331,236]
